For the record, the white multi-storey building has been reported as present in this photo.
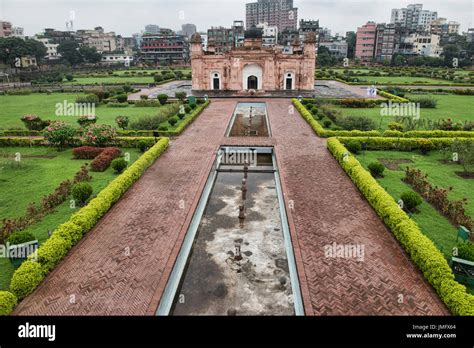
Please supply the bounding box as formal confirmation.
[256,22,278,47]
[35,37,60,60]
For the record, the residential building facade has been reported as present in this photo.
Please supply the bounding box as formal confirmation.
[374,23,397,62]
[140,29,188,64]
[246,0,298,31]
[256,22,278,47]
[391,4,437,31]
[0,21,12,37]
[355,21,376,62]
[319,36,348,59]
[76,27,117,53]
[207,21,245,54]
[181,24,197,38]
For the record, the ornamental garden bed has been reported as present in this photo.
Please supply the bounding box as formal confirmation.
[0,138,169,314]
[354,149,474,259]
[331,93,474,131]
[316,67,474,86]
[327,137,474,315]
[0,93,180,129]
[293,98,474,138]
[0,145,142,291]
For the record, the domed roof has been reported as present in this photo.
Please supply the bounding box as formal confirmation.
[190,32,202,43]
[244,25,263,39]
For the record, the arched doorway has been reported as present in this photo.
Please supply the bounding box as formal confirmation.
[210,72,221,90]
[284,72,295,90]
[242,64,263,90]
[247,75,258,90]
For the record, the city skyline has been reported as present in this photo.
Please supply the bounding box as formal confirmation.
[0,0,473,38]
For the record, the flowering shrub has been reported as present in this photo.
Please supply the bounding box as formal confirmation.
[437,118,463,131]
[81,124,117,147]
[0,165,91,243]
[115,116,130,130]
[43,121,76,149]
[72,146,105,159]
[90,147,121,172]
[404,167,473,231]
[20,115,50,131]
[77,115,97,128]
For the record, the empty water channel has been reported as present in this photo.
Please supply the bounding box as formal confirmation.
[157,103,302,316]
[225,102,270,137]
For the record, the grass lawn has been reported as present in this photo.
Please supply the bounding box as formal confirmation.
[0,93,179,129]
[66,76,155,85]
[0,146,142,290]
[356,150,474,258]
[66,69,191,85]
[332,93,474,130]
[316,68,473,85]
[353,76,460,85]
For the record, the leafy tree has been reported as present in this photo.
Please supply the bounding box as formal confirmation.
[392,53,406,67]
[57,41,83,66]
[345,31,356,59]
[317,46,337,67]
[0,37,47,67]
[79,46,102,64]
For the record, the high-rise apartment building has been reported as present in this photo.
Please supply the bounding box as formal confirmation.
[181,24,197,38]
[0,21,12,37]
[391,4,437,31]
[246,0,298,31]
[374,23,397,62]
[355,21,377,62]
[144,24,160,35]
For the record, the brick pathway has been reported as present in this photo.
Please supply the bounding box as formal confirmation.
[14,99,448,315]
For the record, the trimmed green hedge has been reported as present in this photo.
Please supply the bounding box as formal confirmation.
[327,137,474,315]
[0,291,17,316]
[9,261,45,300]
[158,100,210,136]
[293,99,474,139]
[0,101,209,141]
[0,136,156,148]
[336,136,474,151]
[6,137,169,311]
[378,89,409,103]
[293,98,381,138]
[382,130,474,138]
[0,137,45,147]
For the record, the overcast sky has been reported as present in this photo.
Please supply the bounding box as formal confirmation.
[0,0,473,37]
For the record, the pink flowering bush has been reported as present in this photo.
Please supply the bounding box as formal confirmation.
[81,124,117,147]
[43,121,76,149]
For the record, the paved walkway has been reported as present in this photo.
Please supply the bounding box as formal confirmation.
[14,99,448,315]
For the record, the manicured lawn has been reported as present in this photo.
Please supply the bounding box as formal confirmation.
[66,69,191,85]
[332,93,474,130]
[0,146,142,290]
[355,76,459,85]
[316,68,473,85]
[0,93,179,129]
[356,150,474,258]
[66,76,155,85]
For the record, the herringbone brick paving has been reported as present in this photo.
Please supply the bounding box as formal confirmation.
[14,99,448,315]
